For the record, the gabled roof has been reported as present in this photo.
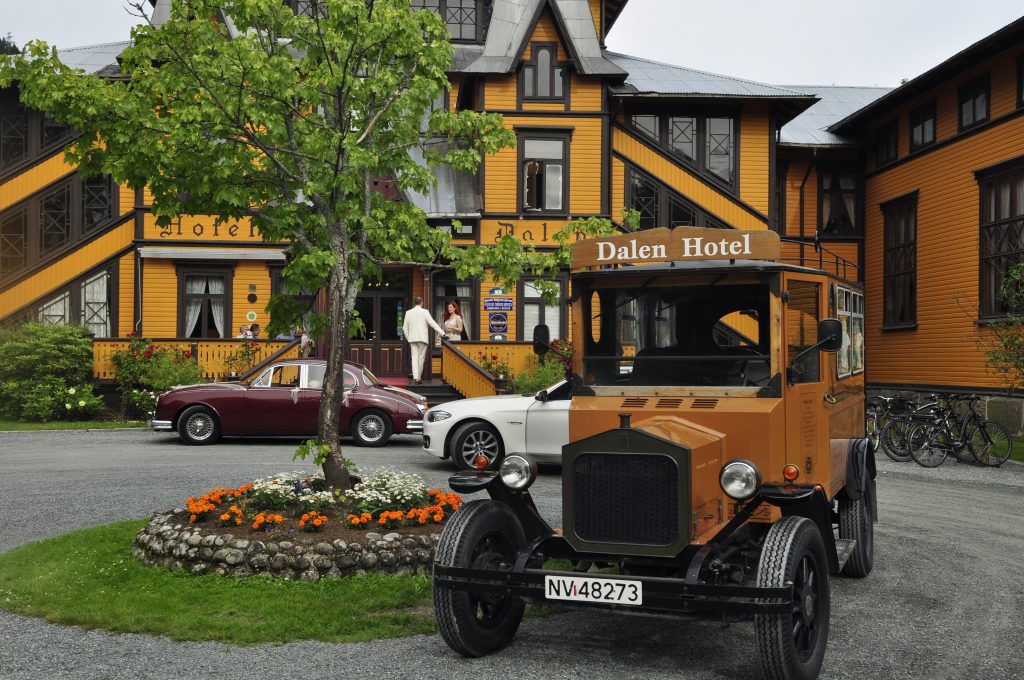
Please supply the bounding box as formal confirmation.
[55,41,130,76]
[459,0,625,76]
[830,14,1024,132]
[778,86,892,147]
[606,52,815,101]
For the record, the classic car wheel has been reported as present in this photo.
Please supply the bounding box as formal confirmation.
[755,516,830,680]
[838,484,874,577]
[450,422,504,471]
[433,500,526,657]
[177,406,221,445]
[351,409,392,447]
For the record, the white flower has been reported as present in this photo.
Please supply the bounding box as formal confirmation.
[78,400,86,407]
[65,403,72,409]
[68,387,76,395]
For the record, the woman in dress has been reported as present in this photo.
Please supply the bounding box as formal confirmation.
[443,301,465,342]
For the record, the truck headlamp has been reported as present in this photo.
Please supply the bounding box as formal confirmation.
[720,460,761,501]
[499,455,537,491]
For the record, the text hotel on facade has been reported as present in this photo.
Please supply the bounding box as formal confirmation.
[1,1,1023,403]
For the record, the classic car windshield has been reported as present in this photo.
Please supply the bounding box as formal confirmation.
[361,367,381,386]
[583,281,772,388]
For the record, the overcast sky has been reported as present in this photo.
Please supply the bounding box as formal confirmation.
[3,1,1022,86]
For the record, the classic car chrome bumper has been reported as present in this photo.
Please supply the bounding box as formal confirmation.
[148,419,173,431]
[406,419,424,433]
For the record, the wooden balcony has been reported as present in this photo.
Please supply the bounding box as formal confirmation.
[440,340,536,398]
[92,338,300,381]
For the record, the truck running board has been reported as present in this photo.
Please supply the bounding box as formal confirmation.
[835,538,857,571]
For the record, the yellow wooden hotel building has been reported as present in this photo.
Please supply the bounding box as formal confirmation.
[1,1,1023,421]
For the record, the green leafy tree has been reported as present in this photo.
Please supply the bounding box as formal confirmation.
[985,262,1024,392]
[0,34,18,56]
[0,0,618,488]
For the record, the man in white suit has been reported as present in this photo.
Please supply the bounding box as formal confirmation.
[402,297,445,385]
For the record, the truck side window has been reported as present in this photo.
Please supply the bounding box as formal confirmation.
[787,281,820,383]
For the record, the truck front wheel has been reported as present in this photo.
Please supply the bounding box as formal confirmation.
[433,500,526,657]
[755,516,830,680]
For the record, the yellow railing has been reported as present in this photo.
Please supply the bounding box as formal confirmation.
[92,339,297,381]
[440,341,536,398]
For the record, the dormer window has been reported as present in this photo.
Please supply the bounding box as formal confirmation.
[521,44,566,101]
[411,0,481,42]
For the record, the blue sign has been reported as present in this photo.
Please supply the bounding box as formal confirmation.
[483,297,513,311]
[488,312,509,334]
[489,287,506,295]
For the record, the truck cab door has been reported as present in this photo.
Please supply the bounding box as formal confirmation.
[783,276,831,481]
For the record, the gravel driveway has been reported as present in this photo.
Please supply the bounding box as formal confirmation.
[1,429,1023,680]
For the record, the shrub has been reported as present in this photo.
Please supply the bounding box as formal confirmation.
[112,337,205,417]
[0,324,104,421]
[512,354,567,395]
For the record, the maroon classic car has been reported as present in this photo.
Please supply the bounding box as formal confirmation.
[149,359,426,446]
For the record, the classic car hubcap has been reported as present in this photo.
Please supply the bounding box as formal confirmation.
[358,415,385,442]
[187,414,213,440]
[461,430,499,466]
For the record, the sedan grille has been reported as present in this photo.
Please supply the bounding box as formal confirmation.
[571,453,679,546]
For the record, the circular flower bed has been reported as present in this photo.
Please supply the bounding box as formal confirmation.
[132,469,462,581]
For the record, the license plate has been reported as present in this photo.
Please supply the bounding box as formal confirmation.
[544,575,643,606]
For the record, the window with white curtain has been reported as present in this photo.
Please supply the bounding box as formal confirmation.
[521,279,564,341]
[80,270,109,337]
[39,291,70,325]
[819,165,859,236]
[182,274,227,338]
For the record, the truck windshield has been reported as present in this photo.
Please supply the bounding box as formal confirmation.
[583,282,772,388]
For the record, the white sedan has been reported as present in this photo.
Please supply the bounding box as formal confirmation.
[421,381,570,470]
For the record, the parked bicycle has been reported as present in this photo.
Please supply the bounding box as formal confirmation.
[906,394,1012,468]
[875,394,941,462]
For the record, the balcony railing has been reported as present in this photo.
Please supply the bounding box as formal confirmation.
[92,339,299,381]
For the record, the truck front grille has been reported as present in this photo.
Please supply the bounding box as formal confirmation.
[571,453,679,546]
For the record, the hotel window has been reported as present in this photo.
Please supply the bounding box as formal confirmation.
[520,277,566,341]
[0,91,27,172]
[958,75,989,131]
[628,113,736,189]
[909,101,936,152]
[40,183,72,254]
[30,266,112,335]
[882,194,917,327]
[835,286,864,378]
[410,0,479,42]
[80,270,111,337]
[979,161,1024,318]
[82,175,114,233]
[818,165,859,236]
[626,168,725,230]
[520,133,568,213]
[179,270,231,338]
[0,208,28,277]
[521,44,566,101]
[875,120,898,167]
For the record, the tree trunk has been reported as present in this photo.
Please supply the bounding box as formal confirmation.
[318,257,359,491]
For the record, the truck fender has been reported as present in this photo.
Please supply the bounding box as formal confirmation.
[838,438,878,522]
[761,485,840,575]
[447,471,554,542]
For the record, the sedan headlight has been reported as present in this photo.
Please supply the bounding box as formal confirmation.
[499,455,537,491]
[719,459,761,501]
[427,410,451,422]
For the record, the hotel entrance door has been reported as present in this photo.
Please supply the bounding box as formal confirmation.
[349,272,410,377]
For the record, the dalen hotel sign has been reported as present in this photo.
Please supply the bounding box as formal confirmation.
[571,227,782,270]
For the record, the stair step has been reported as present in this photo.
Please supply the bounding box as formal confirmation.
[835,538,857,571]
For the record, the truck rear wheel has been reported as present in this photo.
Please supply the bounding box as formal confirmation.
[838,487,874,577]
[755,516,830,680]
[433,500,526,657]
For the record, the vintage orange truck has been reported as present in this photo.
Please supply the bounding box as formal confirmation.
[433,227,876,680]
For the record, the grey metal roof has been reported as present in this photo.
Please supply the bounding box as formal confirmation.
[404,143,481,218]
[607,52,812,99]
[778,86,892,146]
[55,41,130,76]
[460,0,624,76]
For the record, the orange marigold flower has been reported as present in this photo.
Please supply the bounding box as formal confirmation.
[418,517,427,525]
[433,514,443,522]
[190,514,197,522]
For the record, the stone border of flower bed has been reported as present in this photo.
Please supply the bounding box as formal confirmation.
[133,509,440,581]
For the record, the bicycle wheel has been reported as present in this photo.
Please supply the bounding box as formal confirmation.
[968,421,1013,467]
[908,423,948,468]
[879,418,914,462]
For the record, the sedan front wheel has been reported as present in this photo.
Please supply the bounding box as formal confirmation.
[451,422,504,471]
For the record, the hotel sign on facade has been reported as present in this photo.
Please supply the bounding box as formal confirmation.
[571,227,782,270]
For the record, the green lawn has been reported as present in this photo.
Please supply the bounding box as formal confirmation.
[0,521,436,645]
[1009,437,1024,463]
[0,419,144,431]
